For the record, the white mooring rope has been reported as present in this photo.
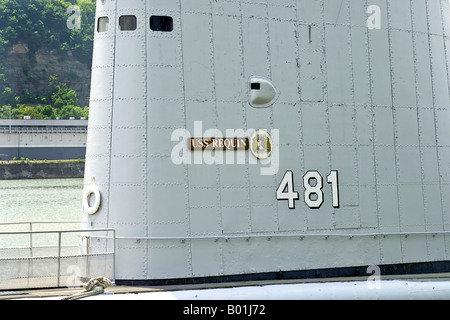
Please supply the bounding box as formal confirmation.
[61,277,112,300]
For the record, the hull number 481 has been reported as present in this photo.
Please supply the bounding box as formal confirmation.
[276,170,340,209]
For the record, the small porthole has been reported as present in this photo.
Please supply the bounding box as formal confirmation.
[251,83,261,90]
[97,16,109,33]
[150,15,173,32]
[119,15,137,31]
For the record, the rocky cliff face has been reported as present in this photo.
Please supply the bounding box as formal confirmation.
[4,44,91,107]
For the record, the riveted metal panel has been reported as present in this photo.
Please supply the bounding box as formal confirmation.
[323,0,346,25]
[426,233,447,261]
[418,109,438,147]
[250,187,278,233]
[374,107,395,146]
[401,235,429,263]
[216,101,246,130]
[355,106,373,146]
[117,242,147,279]
[303,144,330,177]
[414,33,434,108]
[390,30,416,108]
[423,184,444,226]
[221,187,250,233]
[269,1,296,21]
[181,13,214,101]
[219,163,248,187]
[389,0,412,31]
[190,207,222,235]
[411,0,428,33]
[302,103,328,145]
[248,162,274,187]
[297,0,322,23]
[359,185,378,228]
[108,185,147,236]
[325,24,353,105]
[148,66,183,101]
[82,0,117,260]
[349,0,366,27]
[117,0,144,11]
[148,128,177,156]
[332,146,357,186]
[213,15,245,102]
[398,184,425,230]
[148,0,179,11]
[430,35,450,109]
[436,109,450,146]
[145,1,190,278]
[369,29,392,107]
[438,146,450,183]
[351,27,371,106]
[191,241,222,277]
[329,106,354,146]
[187,163,217,189]
[102,3,148,279]
[377,183,400,229]
[148,184,188,229]
[427,0,444,35]
[274,105,301,145]
[395,108,420,146]
[91,37,115,68]
[269,20,298,104]
[375,145,397,186]
[147,241,191,279]
[147,38,181,67]
[442,183,450,229]
[89,68,114,101]
[242,17,270,78]
[357,146,375,186]
[298,24,325,102]
[212,0,241,16]
[335,185,360,229]
[85,127,111,158]
[397,147,422,185]
[222,206,251,234]
[245,105,272,132]
[185,101,216,134]
[148,100,184,129]
[421,149,440,185]
[443,0,450,36]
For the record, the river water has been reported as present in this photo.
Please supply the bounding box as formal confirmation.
[0,178,83,227]
[0,178,87,287]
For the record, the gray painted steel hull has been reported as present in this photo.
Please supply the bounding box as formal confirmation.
[82,0,450,282]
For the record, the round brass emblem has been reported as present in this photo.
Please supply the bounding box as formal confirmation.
[250,130,272,160]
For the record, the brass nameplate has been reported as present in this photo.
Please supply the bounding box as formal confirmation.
[189,138,249,151]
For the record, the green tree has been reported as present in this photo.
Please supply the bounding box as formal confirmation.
[49,75,78,109]
[69,0,95,65]
[0,0,95,119]
[58,105,84,119]
[0,0,95,61]
[0,105,12,119]
[0,87,17,107]
[14,104,45,119]
[38,105,56,119]
[0,30,9,57]
[82,106,89,118]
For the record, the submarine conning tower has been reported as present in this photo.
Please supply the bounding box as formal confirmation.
[81,0,450,284]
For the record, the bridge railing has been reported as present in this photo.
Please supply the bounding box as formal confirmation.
[0,127,88,134]
[0,222,115,290]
